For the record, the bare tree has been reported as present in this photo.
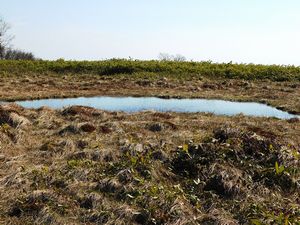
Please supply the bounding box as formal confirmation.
[158,53,172,61]
[0,17,14,59]
[158,53,186,62]
[173,54,186,62]
[0,17,35,60]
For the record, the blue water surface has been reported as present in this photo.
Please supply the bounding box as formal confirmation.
[8,96,298,120]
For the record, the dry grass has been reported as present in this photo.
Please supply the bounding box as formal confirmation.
[0,73,299,114]
[0,103,299,224]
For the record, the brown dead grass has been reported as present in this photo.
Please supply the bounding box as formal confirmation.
[0,104,299,224]
[0,73,299,114]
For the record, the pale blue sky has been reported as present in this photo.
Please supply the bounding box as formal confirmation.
[1,0,300,64]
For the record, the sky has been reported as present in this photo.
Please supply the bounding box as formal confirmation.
[1,0,300,65]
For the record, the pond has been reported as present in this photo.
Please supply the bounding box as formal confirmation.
[7,96,298,120]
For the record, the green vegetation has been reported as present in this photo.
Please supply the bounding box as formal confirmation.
[1,59,300,81]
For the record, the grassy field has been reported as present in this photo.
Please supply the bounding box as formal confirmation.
[1,59,300,81]
[0,60,299,224]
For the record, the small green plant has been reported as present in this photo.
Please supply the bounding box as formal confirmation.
[0,123,10,133]
[182,144,189,153]
[292,150,300,160]
[275,162,285,175]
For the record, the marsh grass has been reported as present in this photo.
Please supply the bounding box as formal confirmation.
[0,104,299,224]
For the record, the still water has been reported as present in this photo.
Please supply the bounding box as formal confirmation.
[10,96,298,120]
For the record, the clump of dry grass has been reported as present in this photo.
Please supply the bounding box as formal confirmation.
[0,104,30,128]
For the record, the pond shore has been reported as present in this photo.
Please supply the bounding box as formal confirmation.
[0,73,299,114]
